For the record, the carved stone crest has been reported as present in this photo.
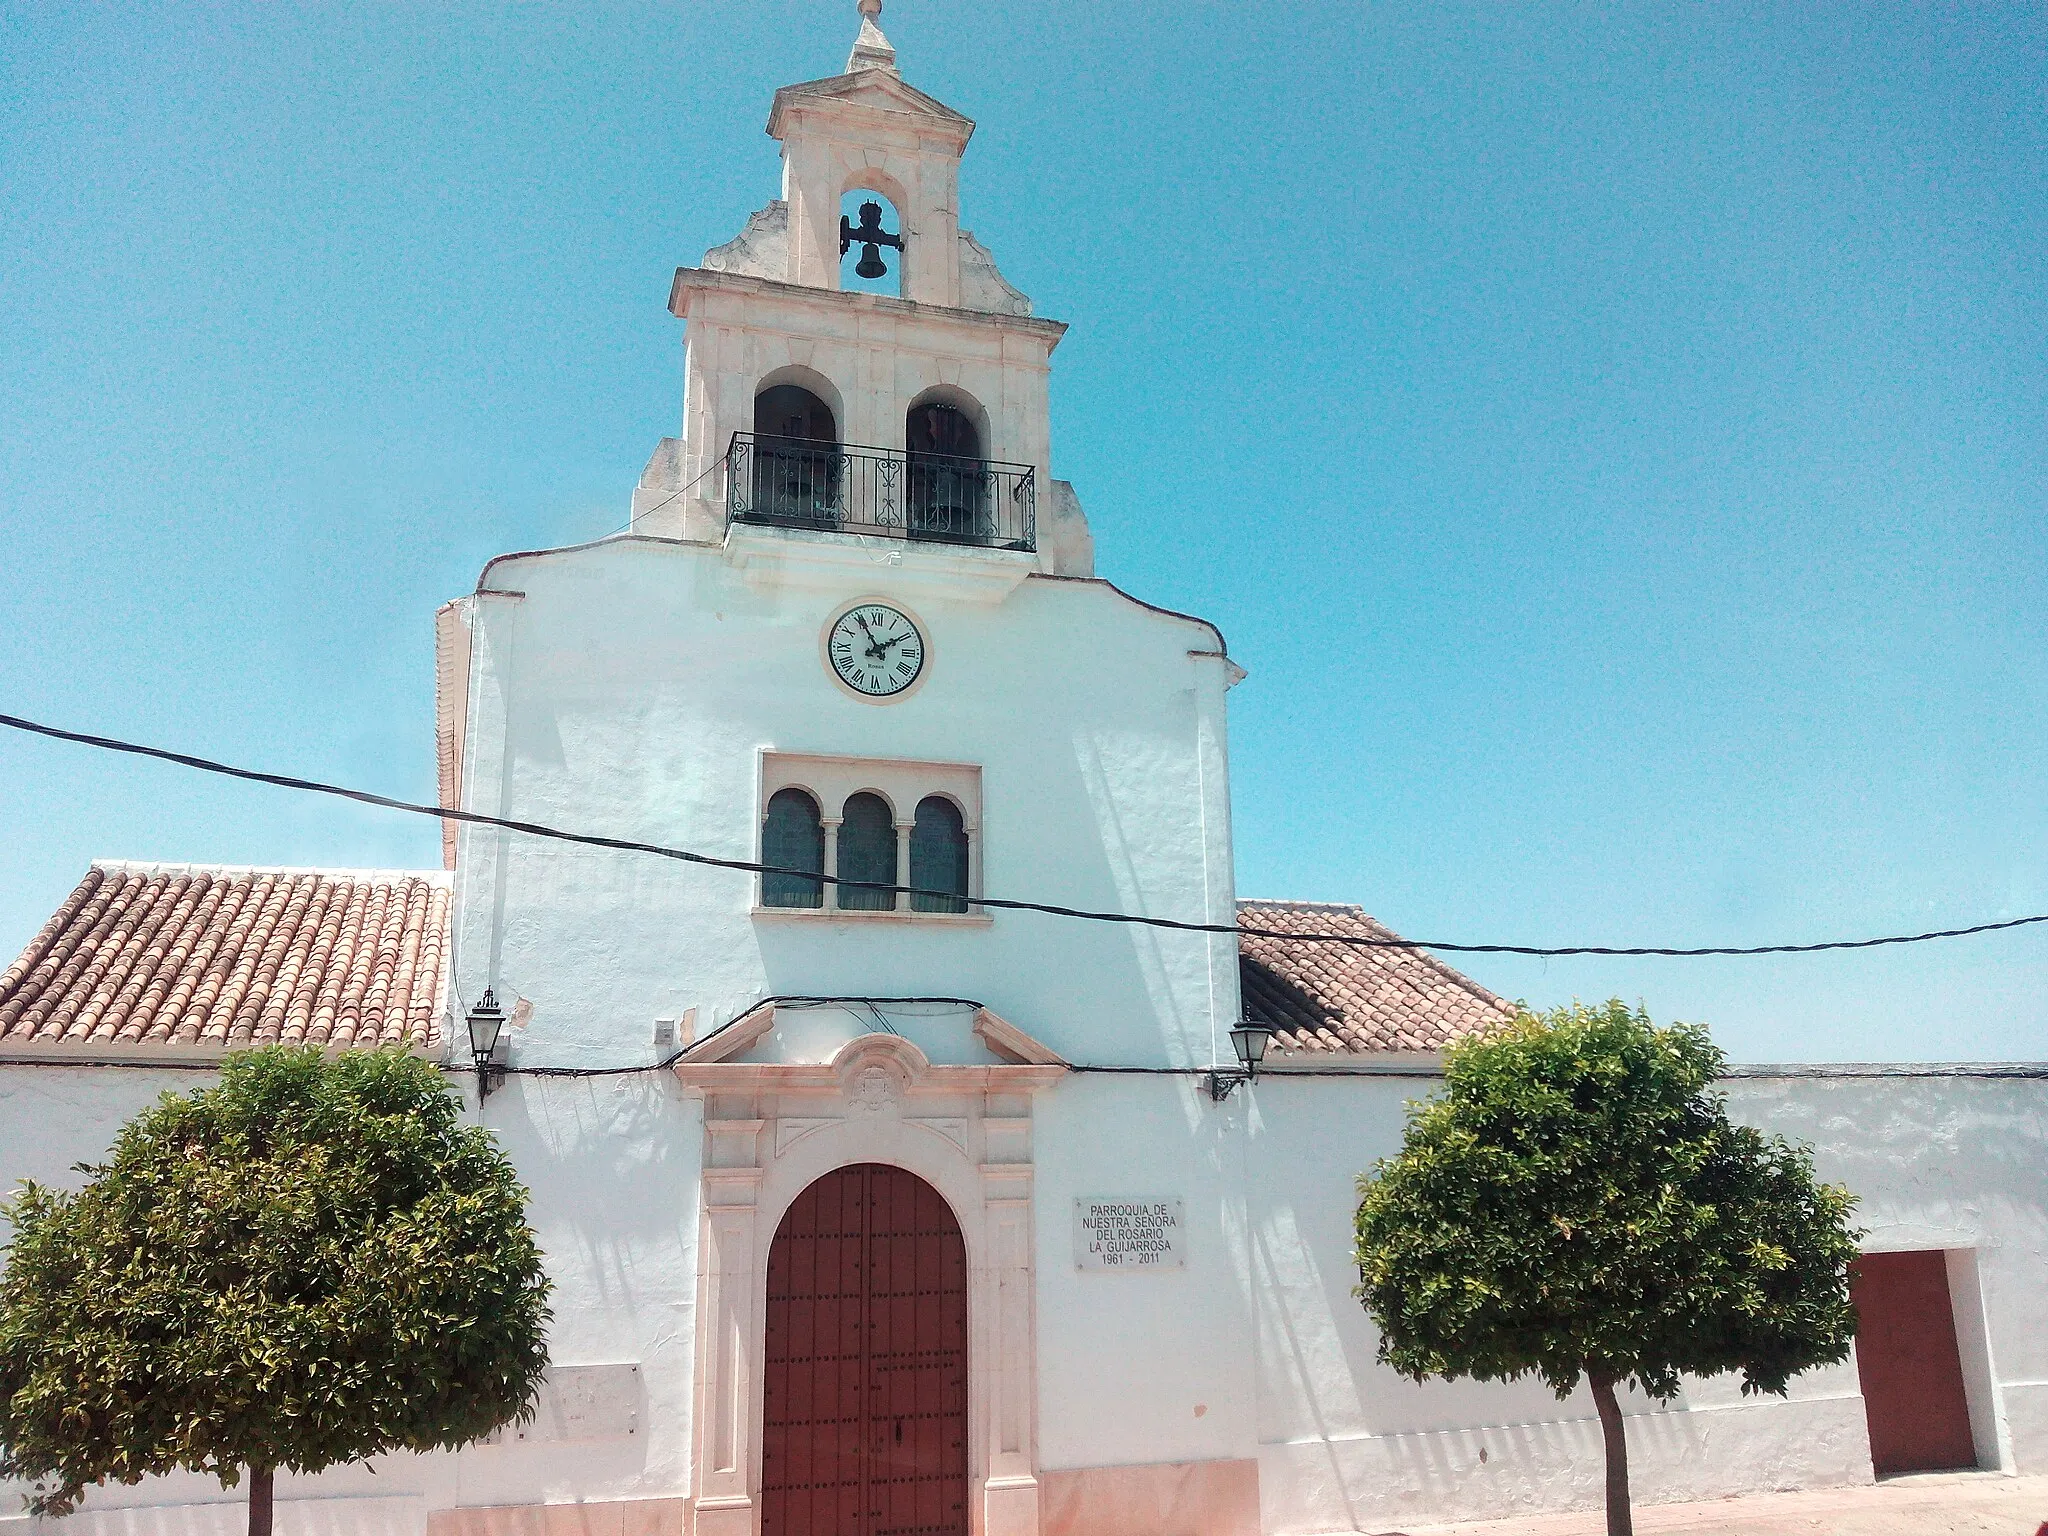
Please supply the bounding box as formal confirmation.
[850,1064,899,1116]
[830,1033,928,1116]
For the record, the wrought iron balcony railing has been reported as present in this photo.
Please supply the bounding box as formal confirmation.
[726,432,1037,553]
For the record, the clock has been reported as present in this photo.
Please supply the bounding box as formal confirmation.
[825,601,927,699]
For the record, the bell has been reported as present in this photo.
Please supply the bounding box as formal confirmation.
[855,243,889,280]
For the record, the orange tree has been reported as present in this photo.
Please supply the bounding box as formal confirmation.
[0,1047,551,1536]
[1354,1001,1859,1536]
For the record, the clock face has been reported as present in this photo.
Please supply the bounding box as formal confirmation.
[826,602,926,698]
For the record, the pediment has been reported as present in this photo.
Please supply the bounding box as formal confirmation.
[970,1008,1063,1066]
[673,1000,780,1066]
[768,71,974,140]
[672,1003,1063,1075]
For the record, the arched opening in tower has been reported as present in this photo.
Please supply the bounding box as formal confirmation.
[839,188,907,297]
[749,383,841,525]
[905,400,991,542]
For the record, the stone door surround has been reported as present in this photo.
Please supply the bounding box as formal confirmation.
[675,1008,1064,1536]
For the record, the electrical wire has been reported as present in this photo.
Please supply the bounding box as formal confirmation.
[5,710,2045,959]
[683,994,984,1056]
[619,454,726,534]
[17,1053,2045,1082]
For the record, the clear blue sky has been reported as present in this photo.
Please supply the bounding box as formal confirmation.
[3,3,2042,1061]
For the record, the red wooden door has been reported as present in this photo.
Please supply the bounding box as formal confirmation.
[762,1164,968,1536]
[1851,1250,1978,1475]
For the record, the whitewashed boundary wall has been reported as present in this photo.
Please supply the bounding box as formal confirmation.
[0,1069,701,1536]
[1245,1065,2048,1533]
[0,1062,2040,1536]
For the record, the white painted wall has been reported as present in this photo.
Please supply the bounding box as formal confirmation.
[0,1068,698,1526]
[1241,1068,2048,1533]
[1732,1071,2048,1480]
[1031,1073,1258,1474]
[451,537,1241,1079]
[3,1059,2043,1535]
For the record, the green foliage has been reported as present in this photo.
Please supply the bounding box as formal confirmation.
[0,1048,552,1515]
[1355,1000,1860,1404]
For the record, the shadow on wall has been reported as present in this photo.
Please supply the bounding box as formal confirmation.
[483,1072,697,1315]
[1735,1076,2048,1388]
[1253,1220,1872,1527]
[1733,1077,2048,1199]
[1268,1400,1871,1533]
[1240,1121,1911,1532]
[48,1493,429,1536]
[452,1074,698,1505]
[1250,1108,1668,1445]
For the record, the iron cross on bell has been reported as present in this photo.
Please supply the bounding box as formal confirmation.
[839,200,905,279]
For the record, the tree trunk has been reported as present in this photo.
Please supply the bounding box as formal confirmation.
[1588,1371,1633,1536]
[248,1467,274,1536]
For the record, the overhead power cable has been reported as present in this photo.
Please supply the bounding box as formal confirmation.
[4,710,2045,959]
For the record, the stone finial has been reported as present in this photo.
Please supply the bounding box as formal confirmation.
[847,0,898,74]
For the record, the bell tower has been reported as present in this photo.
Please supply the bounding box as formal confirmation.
[634,1,1094,589]
[768,0,971,304]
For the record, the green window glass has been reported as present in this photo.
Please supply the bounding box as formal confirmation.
[761,789,824,909]
[836,793,898,911]
[909,797,969,914]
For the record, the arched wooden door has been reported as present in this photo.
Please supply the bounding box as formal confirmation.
[761,1163,968,1536]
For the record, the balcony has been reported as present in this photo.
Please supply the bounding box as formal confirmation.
[726,432,1037,553]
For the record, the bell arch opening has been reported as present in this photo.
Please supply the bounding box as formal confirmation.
[761,1162,969,1536]
[905,393,993,544]
[748,381,842,527]
[839,187,907,297]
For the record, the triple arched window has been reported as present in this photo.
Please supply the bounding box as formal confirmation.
[759,786,974,915]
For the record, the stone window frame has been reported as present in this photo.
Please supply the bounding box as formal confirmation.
[755,751,986,922]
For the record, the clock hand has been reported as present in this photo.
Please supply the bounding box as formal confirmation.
[853,613,889,660]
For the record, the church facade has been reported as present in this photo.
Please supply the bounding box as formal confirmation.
[2,10,2044,1536]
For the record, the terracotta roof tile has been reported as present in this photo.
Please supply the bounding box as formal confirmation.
[0,864,451,1058]
[1238,899,1518,1055]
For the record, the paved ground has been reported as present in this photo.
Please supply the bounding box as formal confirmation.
[1375,1472,2048,1535]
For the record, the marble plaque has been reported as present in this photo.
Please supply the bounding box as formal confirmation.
[505,1362,642,1441]
[1074,1196,1184,1271]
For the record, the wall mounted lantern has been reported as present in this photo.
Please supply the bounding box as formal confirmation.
[1207,1017,1278,1102]
[467,988,507,1101]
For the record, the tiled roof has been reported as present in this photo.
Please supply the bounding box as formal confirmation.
[0,864,451,1057]
[1238,899,1518,1054]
